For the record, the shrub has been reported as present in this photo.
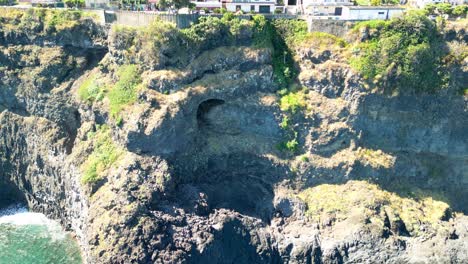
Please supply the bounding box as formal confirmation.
[277,137,299,153]
[108,64,141,117]
[139,19,182,62]
[182,16,230,51]
[280,90,306,114]
[353,20,390,32]
[81,125,122,184]
[424,3,467,18]
[285,138,299,152]
[78,74,105,103]
[252,19,307,88]
[280,116,290,129]
[452,5,467,18]
[63,0,85,8]
[272,19,308,45]
[0,0,16,6]
[349,12,447,93]
[424,3,452,16]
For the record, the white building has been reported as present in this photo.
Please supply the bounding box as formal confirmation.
[191,0,223,10]
[340,6,405,20]
[303,0,353,16]
[447,0,468,5]
[412,0,443,8]
[224,0,276,13]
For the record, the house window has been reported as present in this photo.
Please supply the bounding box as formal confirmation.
[251,5,255,11]
[378,11,385,14]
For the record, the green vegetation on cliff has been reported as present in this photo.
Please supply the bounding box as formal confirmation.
[108,64,142,117]
[0,8,96,33]
[350,12,448,93]
[424,3,468,18]
[298,181,451,236]
[81,125,123,184]
[279,89,307,114]
[78,73,105,103]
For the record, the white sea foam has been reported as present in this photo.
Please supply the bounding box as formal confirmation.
[0,204,67,240]
[0,204,28,218]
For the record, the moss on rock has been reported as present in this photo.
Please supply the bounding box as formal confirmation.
[298,180,451,236]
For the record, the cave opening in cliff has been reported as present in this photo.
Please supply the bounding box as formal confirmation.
[197,99,226,129]
[0,179,28,209]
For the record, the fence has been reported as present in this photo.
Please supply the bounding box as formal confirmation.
[104,11,200,28]
[104,11,302,28]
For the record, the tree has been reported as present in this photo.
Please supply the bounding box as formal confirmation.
[370,0,399,6]
[0,0,16,6]
[452,5,467,18]
[157,0,190,10]
[64,0,85,8]
[436,3,453,16]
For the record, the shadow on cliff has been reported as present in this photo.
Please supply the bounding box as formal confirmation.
[187,218,281,264]
[169,152,290,223]
[351,93,468,214]
[0,175,28,209]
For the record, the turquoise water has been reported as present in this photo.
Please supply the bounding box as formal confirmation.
[0,205,82,264]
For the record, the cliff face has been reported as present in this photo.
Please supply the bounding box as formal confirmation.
[0,9,467,264]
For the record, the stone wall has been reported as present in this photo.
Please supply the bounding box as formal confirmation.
[307,19,357,37]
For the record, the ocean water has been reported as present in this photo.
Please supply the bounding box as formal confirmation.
[0,205,82,264]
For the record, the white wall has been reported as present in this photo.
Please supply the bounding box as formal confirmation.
[85,0,109,8]
[388,9,404,18]
[415,0,443,8]
[305,5,340,15]
[341,8,404,20]
[226,2,275,13]
[303,0,352,7]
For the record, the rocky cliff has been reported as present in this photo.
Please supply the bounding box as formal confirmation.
[0,8,467,264]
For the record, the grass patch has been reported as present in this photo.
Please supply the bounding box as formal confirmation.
[280,116,290,130]
[293,31,347,49]
[81,125,123,184]
[277,131,299,153]
[298,180,451,235]
[355,0,370,5]
[280,89,307,114]
[352,19,390,32]
[78,73,105,103]
[0,8,97,33]
[108,64,141,117]
[357,147,395,169]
